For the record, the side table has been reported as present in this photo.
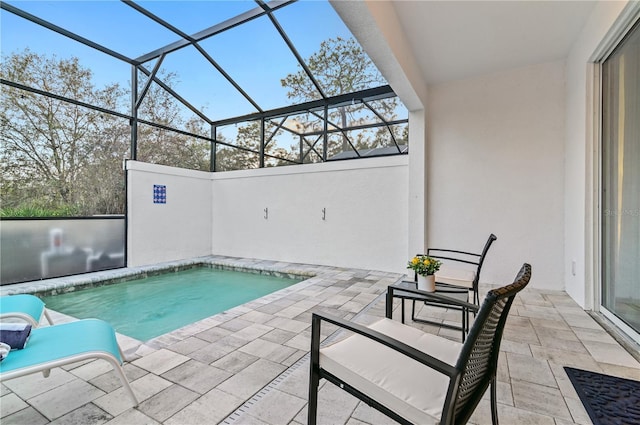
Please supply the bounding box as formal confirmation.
[385,280,478,342]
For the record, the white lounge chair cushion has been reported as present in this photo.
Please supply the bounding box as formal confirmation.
[436,266,476,288]
[320,318,462,424]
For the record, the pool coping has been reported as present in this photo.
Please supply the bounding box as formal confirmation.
[131,256,394,348]
[1,254,399,349]
[0,255,320,297]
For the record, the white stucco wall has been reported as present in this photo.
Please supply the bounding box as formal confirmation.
[427,61,566,289]
[127,161,212,267]
[331,0,428,262]
[211,156,409,274]
[564,1,633,308]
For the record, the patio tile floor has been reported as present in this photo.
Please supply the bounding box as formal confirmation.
[1,256,639,425]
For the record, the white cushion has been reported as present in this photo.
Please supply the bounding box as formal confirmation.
[319,318,462,424]
[436,266,476,288]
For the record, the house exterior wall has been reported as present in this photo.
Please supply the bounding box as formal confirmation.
[210,156,409,273]
[331,0,429,263]
[564,1,632,309]
[127,161,212,267]
[407,109,428,261]
[427,61,566,289]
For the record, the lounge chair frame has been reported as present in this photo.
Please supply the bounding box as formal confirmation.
[0,294,54,327]
[0,319,138,406]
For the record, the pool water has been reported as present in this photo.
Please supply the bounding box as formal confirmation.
[41,267,302,341]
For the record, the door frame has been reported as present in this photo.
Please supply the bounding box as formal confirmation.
[589,3,640,344]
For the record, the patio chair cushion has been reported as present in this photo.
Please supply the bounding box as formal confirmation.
[320,318,462,424]
[435,266,476,289]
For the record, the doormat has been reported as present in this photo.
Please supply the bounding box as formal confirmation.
[564,366,640,425]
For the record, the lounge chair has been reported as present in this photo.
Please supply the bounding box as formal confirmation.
[0,318,138,406]
[0,294,54,327]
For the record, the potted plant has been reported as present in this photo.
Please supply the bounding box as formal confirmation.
[407,255,442,292]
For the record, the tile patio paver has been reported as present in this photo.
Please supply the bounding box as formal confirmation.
[128,373,172,403]
[163,388,242,425]
[210,351,260,374]
[240,389,306,425]
[137,385,200,423]
[3,368,77,400]
[511,380,573,420]
[28,379,105,420]
[131,349,190,375]
[1,255,639,425]
[581,339,640,368]
[161,360,232,394]
[506,352,558,387]
[215,358,286,401]
[0,393,29,418]
[2,407,50,425]
[48,404,112,425]
[102,408,160,425]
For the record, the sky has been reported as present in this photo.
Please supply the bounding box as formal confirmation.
[0,0,357,122]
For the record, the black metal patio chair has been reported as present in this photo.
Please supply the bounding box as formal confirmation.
[402,233,497,339]
[425,233,497,307]
[308,263,531,425]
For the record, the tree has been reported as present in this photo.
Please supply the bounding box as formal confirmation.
[135,72,210,171]
[0,38,407,216]
[280,37,405,157]
[0,49,129,215]
[215,120,289,171]
[0,50,211,216]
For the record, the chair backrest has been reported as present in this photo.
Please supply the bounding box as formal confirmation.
[474,233,498,286]
[423,233,497,294]
[442,263,531,424]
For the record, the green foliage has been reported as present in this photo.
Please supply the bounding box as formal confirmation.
[280,37,405,157]
[1,49,129,216]
[281,37,385,100]
[0,204,81,218]
[407,255,443,276]
[215,120,292,171]
[1,49,210,216]
[135,72,210,171]
[0,39,406,217]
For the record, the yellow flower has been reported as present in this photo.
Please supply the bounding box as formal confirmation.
[411,257,419,265]
[423,259,430,266]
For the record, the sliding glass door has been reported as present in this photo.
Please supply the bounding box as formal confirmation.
[601,20,640,337]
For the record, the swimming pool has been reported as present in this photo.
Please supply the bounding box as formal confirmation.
[41,266,302,341]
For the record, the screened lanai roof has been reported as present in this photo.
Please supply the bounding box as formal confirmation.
[1,0,407,165]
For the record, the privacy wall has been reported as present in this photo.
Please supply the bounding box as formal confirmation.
[127,157,409,273]
[211,156,409,273]
[127,161,212,267]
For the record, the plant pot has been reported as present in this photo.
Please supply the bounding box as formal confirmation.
[417,274,436,292]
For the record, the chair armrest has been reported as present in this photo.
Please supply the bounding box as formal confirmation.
[387,284,479,313]
[311,312,458,379]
